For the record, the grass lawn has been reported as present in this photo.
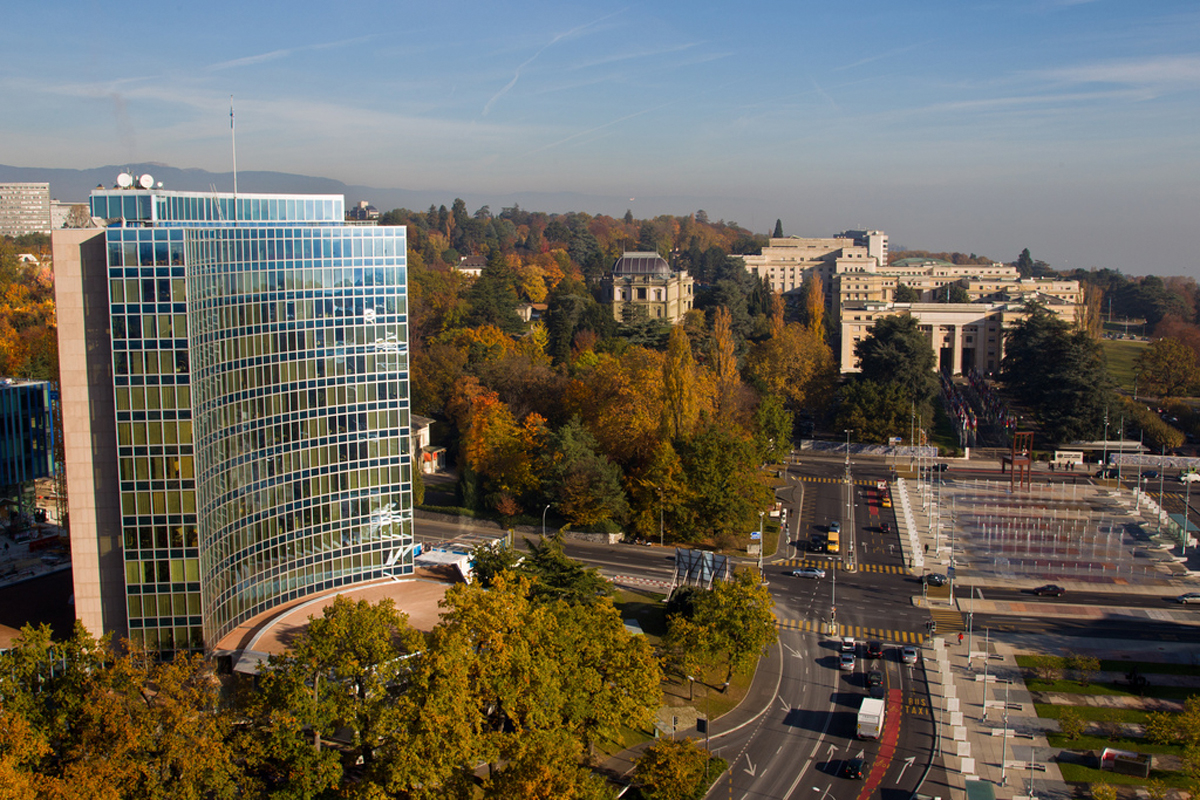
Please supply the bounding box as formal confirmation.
[930,404,963,456]
[1101,338,1148,392]
[1015,655,1200,677]
[613,587,670,642]
[1057,762,1190,790]
[600,588,758,758]
[1026,678,1198,702]
[1034,703,1149,724]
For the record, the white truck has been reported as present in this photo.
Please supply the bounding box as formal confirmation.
[857,696,885,739]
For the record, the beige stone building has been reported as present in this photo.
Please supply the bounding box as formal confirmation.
[839,295,1081,376]
[600,252,694,323]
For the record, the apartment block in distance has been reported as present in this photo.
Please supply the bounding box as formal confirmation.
[0,182,51,237]
[53,175,415,652]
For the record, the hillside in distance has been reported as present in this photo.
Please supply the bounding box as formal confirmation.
[0,163,750,227]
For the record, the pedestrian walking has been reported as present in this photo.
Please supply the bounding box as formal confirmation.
[958,632,964,645]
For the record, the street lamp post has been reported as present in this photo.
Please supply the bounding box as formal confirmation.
[843,429,854,570]
[542,504,551,537]
[658,486,664,548]
[1001,680,1011,786]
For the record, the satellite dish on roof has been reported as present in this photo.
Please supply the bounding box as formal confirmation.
[117,172,133,188]
[139,174,154,189]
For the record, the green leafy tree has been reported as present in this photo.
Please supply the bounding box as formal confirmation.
[258,596,422,767]
[1057,708,1085,741]
[635,737,712,800]
[543,417,629,527]
[934,282,971,303]
[679,425,773,545]
[1002,303,1117,445]
[894,282,920,302]
[627,440,688,543]
[833,379,913,443]
[471,540,525,588]
[753,394,793,464]
[1066,652,1100,687]
[1135,337,1200,399]
[853,314,937,406]
[662,326,700,440]
[481,730,614,799]
[695,568,777,684]
[1090,781,1118,800]
[520,536,612,604]
[772,219,783,238]
[68,648,243,800]
[1016,248,1035,278]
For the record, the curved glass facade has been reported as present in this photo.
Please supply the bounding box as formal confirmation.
[96,190,413,651]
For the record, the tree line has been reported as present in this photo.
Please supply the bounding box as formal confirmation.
[0,540,775,799]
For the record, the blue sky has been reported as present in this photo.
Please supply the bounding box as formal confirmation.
[3,1,1199,275]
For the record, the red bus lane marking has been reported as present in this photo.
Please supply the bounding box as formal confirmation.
[857,687,903,799]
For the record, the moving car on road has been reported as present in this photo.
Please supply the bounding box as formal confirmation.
[839,652,856,671]
[901,645,919,665]
[1177,592,1200,604]
[924,573,947,587]
[865,640,883,659]
[1033,584,1066,597]
[840,636,857,652]
[841,757,864,779]
[790,567,826,579]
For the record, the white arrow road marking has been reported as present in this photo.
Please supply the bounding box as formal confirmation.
[784,644,806,659]
[743,756,757,777]
[898,756,916,782]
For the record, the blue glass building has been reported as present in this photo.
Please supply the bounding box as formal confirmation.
[0,379,52,488]
[56,185,413,652]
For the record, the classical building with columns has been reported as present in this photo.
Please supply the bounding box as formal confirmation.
[839,292,1081,376]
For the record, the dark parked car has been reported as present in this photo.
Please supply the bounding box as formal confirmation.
[841,757,864,779]
[1033,584,1066,597]
[879,522,891,534]
[1095,467,1118,478]
[924,573,947,587]
[1141,470,1160,480]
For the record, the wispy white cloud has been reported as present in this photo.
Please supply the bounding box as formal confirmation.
[482,9,627,117]
[206,35,379,72]
[569,41,701,71]
[831,40,938,73]
[1038,54,1200,87]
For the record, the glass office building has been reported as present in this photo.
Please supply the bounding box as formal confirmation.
[85,187,413,651]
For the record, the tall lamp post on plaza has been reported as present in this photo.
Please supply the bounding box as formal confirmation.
[542,504,551,538]
[843,429,855,571]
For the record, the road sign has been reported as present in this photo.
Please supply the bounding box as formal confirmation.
[947,567,956,579]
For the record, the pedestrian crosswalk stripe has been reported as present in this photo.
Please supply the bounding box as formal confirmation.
[778,559,907,574]
[772,616,929,644]
[799,477,883,486]
[927,607,966,635]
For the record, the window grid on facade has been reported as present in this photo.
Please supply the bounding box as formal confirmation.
[94,189,414,651]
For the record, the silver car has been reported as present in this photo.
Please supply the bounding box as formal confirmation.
[901,645,918,665]
[791,567,826,579]
[1177,593,1200,605]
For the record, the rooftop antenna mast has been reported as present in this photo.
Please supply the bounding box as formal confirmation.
[230,95,238,198]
